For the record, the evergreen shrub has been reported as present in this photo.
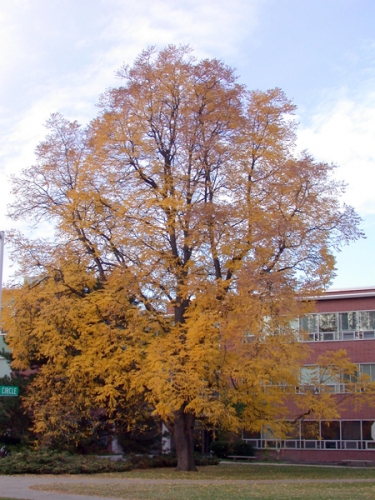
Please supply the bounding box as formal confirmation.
[0,450,218,474]
[0,450,132,475]
[210,439,254,458]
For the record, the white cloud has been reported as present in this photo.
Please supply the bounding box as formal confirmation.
[0,0,264,281]
[297,86,375,215]
[103,0,260,45]
[0,3,27,77]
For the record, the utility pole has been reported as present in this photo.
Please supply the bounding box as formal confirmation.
[0,231,4,332]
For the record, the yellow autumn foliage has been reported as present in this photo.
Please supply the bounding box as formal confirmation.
[3,46,367,470]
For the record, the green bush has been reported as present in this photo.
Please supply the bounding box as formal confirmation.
[117,415,162,454]
[210,439,254,458]
[128,454,177,469]
[0,450,132,475]
[0,449,219,474]
[231,440,254,456]
[209,440,230,458]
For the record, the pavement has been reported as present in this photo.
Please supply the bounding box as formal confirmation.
[2,474,375,500]
[0,475,122,500]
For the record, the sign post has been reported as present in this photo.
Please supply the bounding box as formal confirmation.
[0,386,18,397]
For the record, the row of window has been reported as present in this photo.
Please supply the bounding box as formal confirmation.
[243,420,375,450]
[297,363,375,393]
[298,310,375,342]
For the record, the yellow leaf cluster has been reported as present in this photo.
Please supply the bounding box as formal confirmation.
[3,46,365,466]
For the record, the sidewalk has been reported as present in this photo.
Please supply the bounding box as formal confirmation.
[0,475,122,500]
[2,474,375,500]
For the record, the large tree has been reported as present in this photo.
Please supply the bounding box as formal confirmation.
[5,46,364,470]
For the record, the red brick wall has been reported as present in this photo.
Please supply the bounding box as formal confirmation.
[316,297,375,313]
[305,340,375,364]
[284,395,375,419]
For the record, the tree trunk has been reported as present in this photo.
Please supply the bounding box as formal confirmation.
[172,407,197,471]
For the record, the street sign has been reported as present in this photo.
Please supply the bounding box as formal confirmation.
[0,386,18,397]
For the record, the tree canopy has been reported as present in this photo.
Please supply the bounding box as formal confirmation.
[3,46,366,470]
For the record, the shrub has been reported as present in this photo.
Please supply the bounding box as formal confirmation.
[129,454,176,469]
[209,440,230,458]
[117,416,162,454]
[231,440,254,456]
[210,439,254,458]
[0,450,132,475]
[0,450,219,474]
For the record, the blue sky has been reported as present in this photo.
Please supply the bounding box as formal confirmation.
[0,0,374,288]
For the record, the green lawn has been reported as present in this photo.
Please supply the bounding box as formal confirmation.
[30,463,375,500]
[31,482,375,500]
[103,462,375,480]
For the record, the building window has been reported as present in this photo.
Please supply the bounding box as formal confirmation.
[243,430,261,440]
[300,366,319,385]
[321,421,340,441]
[360,311,375,331]
[339,312,357,331]
[342,421,360,441]
[297,366,320,393]
[300,310,375,342]
[319,313,337,333]
[243,420,375,450]
[301,421,319,440]
[362,421,373,441]
[360,364,375,381]
[300,315,318,335]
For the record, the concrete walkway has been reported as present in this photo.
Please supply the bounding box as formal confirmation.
[2,475,375,500]
[1,475,121,500]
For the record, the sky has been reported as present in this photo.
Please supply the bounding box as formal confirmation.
[0,0,374,289]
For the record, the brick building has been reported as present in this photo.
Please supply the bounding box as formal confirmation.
[243,287,375,463]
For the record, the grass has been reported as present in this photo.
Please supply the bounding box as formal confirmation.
[30,463,375,500]
[31,482,375,500]
[102,462,375,480]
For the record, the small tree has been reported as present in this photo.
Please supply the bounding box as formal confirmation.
[5,46,364,470]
